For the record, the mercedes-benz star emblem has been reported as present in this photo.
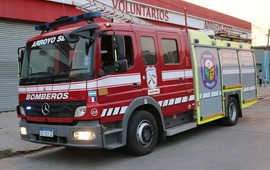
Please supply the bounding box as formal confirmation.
[41,102,50,115]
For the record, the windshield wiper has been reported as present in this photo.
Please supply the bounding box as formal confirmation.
[21,72,55,85]
[51,68,87,83]
[51,71,71,83]
[22,72,53,81]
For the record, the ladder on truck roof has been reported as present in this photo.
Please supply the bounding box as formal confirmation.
[72,0,248,43]
[214,31,248,42]
[199,29,248,43]
[73,0,152,25]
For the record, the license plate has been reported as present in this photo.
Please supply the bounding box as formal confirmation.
[39,129,54,137]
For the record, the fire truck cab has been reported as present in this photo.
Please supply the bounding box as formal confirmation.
[17,11,258,156]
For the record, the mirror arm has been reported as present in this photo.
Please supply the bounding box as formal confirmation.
[70,32,96,41]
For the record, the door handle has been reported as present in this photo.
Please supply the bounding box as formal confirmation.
[179,77,185,82]
[131,83,141,88]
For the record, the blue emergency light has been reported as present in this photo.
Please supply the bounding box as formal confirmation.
[35,11,102,31]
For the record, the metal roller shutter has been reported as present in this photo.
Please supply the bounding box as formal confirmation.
[0,20,39,112]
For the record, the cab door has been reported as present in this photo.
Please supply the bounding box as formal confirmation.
[96,31,143,122]
[137,33,163,105]
[156,32,193,117]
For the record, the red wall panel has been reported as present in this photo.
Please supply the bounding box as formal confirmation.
[0,0,83,23]
[0,0,251,31]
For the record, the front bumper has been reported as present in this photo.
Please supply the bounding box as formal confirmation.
[19,119,103,148]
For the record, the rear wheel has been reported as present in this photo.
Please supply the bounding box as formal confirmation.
[126,110,158,156]
[222,97,239,126]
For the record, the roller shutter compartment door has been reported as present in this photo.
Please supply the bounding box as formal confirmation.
[0,20,38,112]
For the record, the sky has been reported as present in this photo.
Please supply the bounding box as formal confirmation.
[184,0,270,46]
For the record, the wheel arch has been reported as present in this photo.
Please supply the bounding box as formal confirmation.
[121,96,165,146]
[224,90,242,117]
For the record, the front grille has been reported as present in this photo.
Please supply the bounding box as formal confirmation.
[34,134,68,144]
[20,101,86,118]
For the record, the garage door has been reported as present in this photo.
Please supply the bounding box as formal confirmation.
[0,20,38,112]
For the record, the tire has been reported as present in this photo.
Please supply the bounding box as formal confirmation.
[126,110,158,156]
[222,97,239,126]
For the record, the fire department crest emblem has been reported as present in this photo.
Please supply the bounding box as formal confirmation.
[200,51,218,90]
[146,66,157,89]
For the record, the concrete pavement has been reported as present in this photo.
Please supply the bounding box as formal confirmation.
[257,84,270,99]
[0,110,48,155]
[0,85,270,156]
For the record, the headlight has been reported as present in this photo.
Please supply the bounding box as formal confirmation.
[20,127,27,135]
[74,106,86,117]
[73,131,96,141]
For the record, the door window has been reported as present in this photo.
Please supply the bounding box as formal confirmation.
[141,37,157,65]
[161,39,179,64]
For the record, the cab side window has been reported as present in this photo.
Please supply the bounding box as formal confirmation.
[161,39,179,64]
[141,37,157,65]
[100,35,134,75]
[124,36,134,67]
[101,36,114,69]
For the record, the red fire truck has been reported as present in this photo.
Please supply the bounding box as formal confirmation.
[17,11,258,156]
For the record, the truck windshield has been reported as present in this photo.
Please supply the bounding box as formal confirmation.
[20,34,95,85]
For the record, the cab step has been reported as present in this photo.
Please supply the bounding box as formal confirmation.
[165,122,197,136]
[104,128,122,135]
[104,143,124,150]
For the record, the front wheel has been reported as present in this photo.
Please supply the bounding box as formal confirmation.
[126,110,158,156]
[222,97,239,126]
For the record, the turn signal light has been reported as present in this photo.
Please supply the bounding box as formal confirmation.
[104,23,111,28]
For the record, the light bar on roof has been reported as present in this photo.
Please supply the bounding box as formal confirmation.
[35,11,102,31]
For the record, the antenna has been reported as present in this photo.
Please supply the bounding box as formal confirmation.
[184,8,188,34]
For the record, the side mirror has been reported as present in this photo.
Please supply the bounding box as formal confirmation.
[98,59,128,77]
[112,35,126,60]
[64,24,100,43]
[63,32,80,43]
[115,35,125,60]
[17,47,25,78]
[115,59,128,72]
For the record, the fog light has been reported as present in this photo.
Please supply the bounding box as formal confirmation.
[73,131,96,140]
[20,127,27,135]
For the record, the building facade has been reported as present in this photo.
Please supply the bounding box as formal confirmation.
[254,47,270,83]
[0,0,252,112]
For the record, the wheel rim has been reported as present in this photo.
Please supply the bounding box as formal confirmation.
[228,102,237,121]
[136,120,153,147]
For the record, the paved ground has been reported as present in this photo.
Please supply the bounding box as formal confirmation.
[0,85,270,155]
[0,111,47,153]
